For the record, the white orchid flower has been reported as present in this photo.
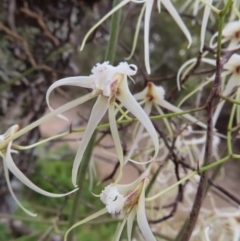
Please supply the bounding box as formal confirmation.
[64,166,156,241]
[80,0,192,74]
[134,82,207,129]
[124,82,206,165]
[209,54,240,126]
[46,62,159,186]
[0,125,78,217]
[210,20,240,49]
[177,53,240,126]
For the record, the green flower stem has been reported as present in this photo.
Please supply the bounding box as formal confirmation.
[67,131,97,241]
[0,92,98,149]
[105,0,122,63]
[12,106,205,151]
[227,100,236,155]
[232,154,240,159]
[13,132,69,150]
[218,93,240,106]
[146,155,231,202]
[199,0,221,14]
[146,163,163,197]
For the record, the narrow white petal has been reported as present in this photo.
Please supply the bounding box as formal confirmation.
[179,0,192,13]
[233,227,240,241]
[177,57,216,90]
[5,145,78,197]
[178,78,213,107]
[5,93,96,149]
[213,74,238,126]
[200,0,213,52]
[126,4,146,60]
[193,0,200,18]
[137,179,156,241]
[160,100,207,129]
[2,155,37,217]
[209,32,219,48]
[127,208,137,241]
[199,57,216,66]
[157,0,161,13]
[177,58,197,90]
[72,96,108,186]
[114,216,128,241]
[46,76,93,121]
[64,208,107,241]
[80,0,131,51]
[228,39,240,49]
[161,0,192,47]
[144,0,154,74]
[133,87,148,101]
[118,79,159,160]
[108,103,124,184]
[124,102,152,165]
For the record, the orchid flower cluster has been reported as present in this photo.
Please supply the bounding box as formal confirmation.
[1,0,240,241]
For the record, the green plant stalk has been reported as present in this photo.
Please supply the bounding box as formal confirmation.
[105,0,122,63]
[219,93,240,106]
[145,155,230,202]
[9,106,205,151]
[67,131,97,241]
[0,92,98,149]
[227,100,236,155]
[146,163,163,197]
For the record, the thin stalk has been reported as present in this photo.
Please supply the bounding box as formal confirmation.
[105,0,122,63]
[0,92,97,149]
[12,106,205,151]
[67,132,97,241]
[146,155,230,202]
[227,101,236,155]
